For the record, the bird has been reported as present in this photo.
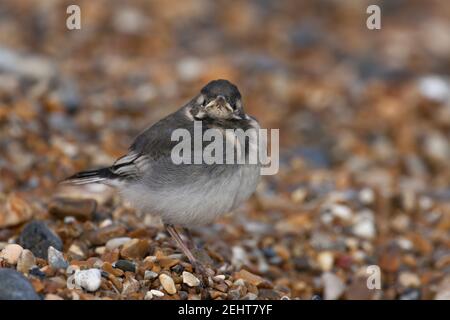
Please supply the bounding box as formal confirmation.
[63,79,261,277]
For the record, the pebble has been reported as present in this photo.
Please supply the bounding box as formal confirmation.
[48,197,96,221]
[0,193,33,228]
[68,243,87,260]
[16,249,36,274]
[150,289,164,297]
[213,275,226,282]
[0,243,23,265]
[242,293,258,300]
[329,204,353,221]
[418,75,450,102]
[322,272,346,300]
[435,277,450,300]
[182,271,200,287]
[159,273,177,294]
[18,221,63,259]
[352,214,376,239]
[144,291,153,300]
[359,188,375,204]
[234,269,265,286]
[231,246,249,268]
[114,260,136,273]
[399,288,421,300]
[85,224,127,245]
[45,294,64,300]
[317,251,334,272]
[48,246,68,270]
[144,270,158,280]
[398,272,421,288]
[105,237,131,250]
[120,239,149,260]
[0,268,40,300]
[74,269,102,292]
[122,276,140,295]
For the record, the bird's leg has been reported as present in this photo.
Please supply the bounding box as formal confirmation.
[165,224,209,281]
[183,227,196,249]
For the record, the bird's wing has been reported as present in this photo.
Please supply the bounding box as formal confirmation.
[110,108,193,180]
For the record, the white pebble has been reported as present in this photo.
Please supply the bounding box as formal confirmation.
[317,251,334,272]
[359,188,375,204]
[150,289,164,297]
[0,244,23,265]
[105,237,131,250]
[330,204,353,221]
[182,271,200,287]
[418,75,450,102]
[144,291,153,300]
[399,272,421,288]
[352,216,376,239]
[322,272,346,300]
[74,269,102,292]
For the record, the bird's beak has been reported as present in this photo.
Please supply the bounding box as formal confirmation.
[215,95,233,112]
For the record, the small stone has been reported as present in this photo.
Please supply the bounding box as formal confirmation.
[400,288,421,300]
[102,261,124,277]
[231,246,249,268]
[213,275,226,282]
[418,75,449,102]
[0,268,40,300]
[19,221,63,259]
[122,276,140,295]
[114,260,136,273]
[359,188,375,204]
[234,269,265,286]
[0,244,23,265]
[179,290,188,300]
[48,246,68,270]
[45,294,63,300]
[105,237,131,251]
[435,277,450,300]
[171,264,184,274]
[317,251,334,272]
[144,291,153,300]
[144,270,158,280]
[322,272,346,300]
[329,204,353,221]
[0,193,33,228]
[352,215,376,239]
[159,274,177,295]
[16,249,36,274]
[182,271,200,287]
[74,269,102,292]
[150,289,164,297]
[398,272,421,288]
[158,258,180,269]
[48,197,96,221]
[68,243,87,260]
[85,224,127,245]
[242,293,258,300]
[228,288,241,300]
[120,239,149,260]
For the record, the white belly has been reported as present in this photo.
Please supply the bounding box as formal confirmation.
[119,164,260,227]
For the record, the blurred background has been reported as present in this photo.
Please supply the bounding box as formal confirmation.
[0,0,449,300]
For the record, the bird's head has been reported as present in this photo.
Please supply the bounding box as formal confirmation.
[192,79,244,120]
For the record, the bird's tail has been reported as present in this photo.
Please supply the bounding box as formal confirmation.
[62,167,117,185]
